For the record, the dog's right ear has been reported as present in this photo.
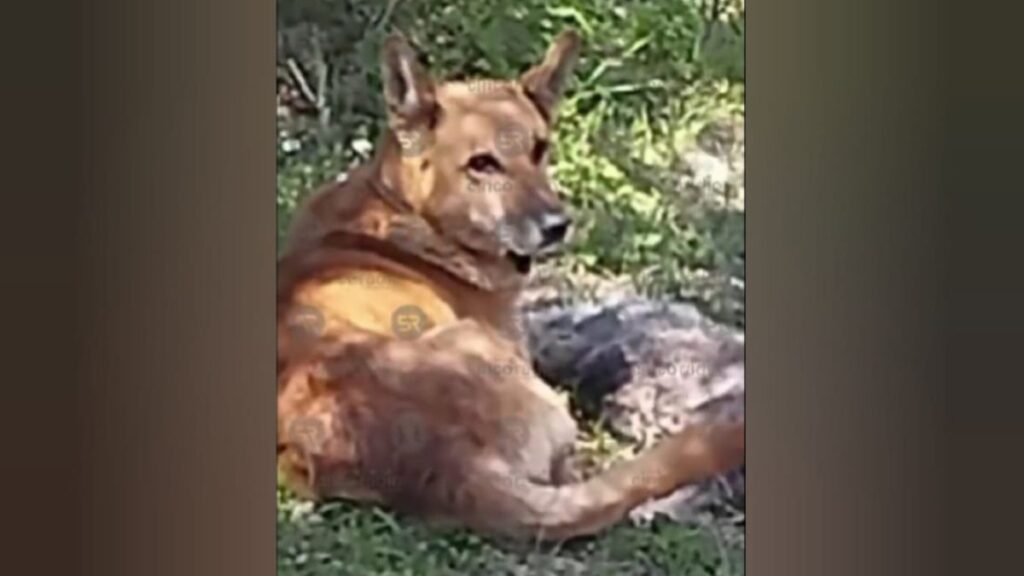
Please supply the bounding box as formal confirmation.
[380,32,437,131]
[519,30,582,123]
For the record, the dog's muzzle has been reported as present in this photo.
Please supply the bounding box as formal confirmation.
[537,211,572,250]
[504,210,572,275]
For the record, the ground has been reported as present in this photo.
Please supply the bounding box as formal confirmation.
[277,486,743,576]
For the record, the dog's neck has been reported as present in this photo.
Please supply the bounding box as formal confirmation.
[369,133,417,213]
[333,132,527,294]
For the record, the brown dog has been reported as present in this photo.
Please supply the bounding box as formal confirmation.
[277,30,745,541]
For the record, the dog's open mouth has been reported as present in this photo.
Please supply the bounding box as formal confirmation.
[505,251,534,274]
[504,243,567,274]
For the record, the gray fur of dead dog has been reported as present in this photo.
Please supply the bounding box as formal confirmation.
[523,296,745,523]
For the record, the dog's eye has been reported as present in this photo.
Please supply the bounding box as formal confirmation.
[467,154,503,174]
[531,140,549,164]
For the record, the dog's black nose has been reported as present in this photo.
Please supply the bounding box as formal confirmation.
[538,212,572,248]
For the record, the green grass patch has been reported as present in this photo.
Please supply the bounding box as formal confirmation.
[278,485,743,576]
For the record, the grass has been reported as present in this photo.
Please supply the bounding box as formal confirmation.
[278,488,743,576]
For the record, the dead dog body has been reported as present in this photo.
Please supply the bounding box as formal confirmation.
[277,31,745,541]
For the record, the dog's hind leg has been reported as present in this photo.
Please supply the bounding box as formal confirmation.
[456,421,745,541]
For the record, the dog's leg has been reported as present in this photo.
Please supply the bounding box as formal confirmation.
[458,421,745,541]
[551,448,583,485]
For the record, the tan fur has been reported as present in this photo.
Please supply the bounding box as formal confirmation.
[277,30,744,541]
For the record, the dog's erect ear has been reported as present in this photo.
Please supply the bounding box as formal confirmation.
[380,32,437,130]
[519,30,582,122]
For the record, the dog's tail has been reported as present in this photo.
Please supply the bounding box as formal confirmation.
[465,421,744,541]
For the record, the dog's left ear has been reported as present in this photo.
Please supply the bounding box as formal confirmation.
[519,30,582,122]
[380,32,437,131]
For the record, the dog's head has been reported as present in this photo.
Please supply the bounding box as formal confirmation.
[378,30,581,276]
